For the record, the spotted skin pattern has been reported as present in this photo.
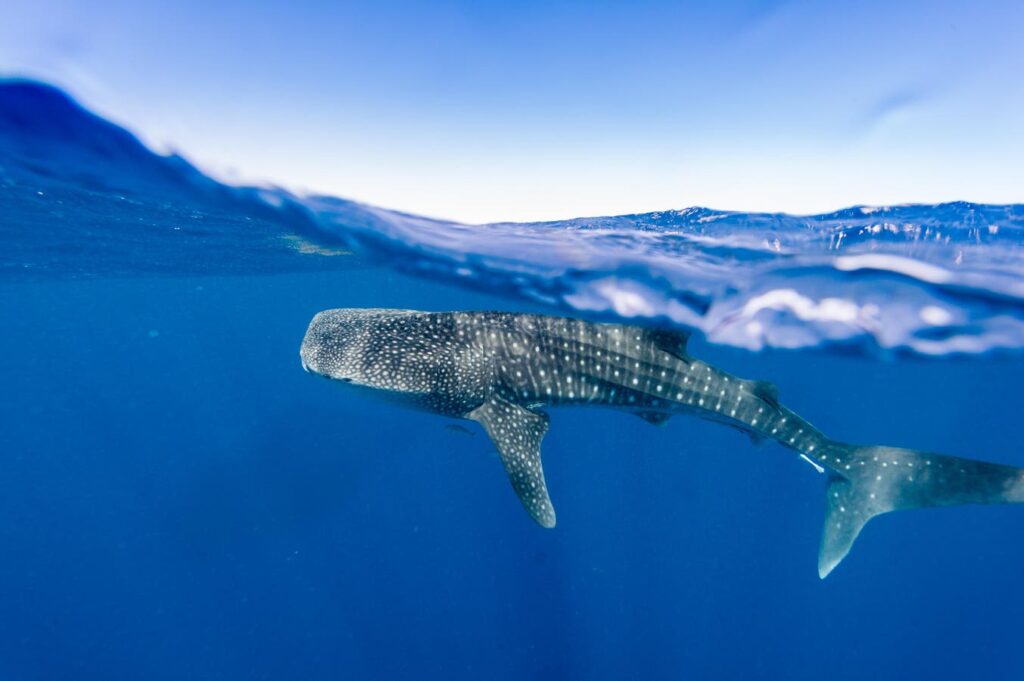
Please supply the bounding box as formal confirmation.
[301,308,1024,578]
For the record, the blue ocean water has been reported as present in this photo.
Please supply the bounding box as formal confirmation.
[2,80,1023,680]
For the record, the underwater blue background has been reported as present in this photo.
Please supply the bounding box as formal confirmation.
[2,268,1023,680]
[2,81,1024,680]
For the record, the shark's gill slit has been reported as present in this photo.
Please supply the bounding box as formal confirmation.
[299,308,1024,579]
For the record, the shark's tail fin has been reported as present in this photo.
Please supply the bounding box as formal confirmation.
[819,442,1024,578]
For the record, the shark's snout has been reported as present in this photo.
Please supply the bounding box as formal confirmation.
[301,308,370,383]
[299,335,321,375]
[300,351,319,374]
[299,353,352,382]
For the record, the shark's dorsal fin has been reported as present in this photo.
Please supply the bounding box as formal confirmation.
[749,380,781,410]
[646,328,691,362]
[636,411,672,426]
[468,396,556,528]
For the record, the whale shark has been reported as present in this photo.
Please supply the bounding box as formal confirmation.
[300,308,1024,577]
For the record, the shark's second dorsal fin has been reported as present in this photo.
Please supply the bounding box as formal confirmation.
[749,380,781,410]
[646,328,691,362]
[468,396,556,528]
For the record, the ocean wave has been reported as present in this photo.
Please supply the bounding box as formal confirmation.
[303,197,1024,356]
[3,79,1023,357]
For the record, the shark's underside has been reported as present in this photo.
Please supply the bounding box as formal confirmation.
[300,308,1024,578]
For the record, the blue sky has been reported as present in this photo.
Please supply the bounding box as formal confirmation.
[2,0,1022,222]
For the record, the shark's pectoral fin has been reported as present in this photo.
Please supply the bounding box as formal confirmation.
[468,393,557,524]
[468,396,556,528]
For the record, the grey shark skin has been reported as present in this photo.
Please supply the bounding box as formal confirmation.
[300,308,1024,578]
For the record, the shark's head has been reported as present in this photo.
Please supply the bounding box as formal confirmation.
[302,307,491,416]
[299,308,425,391]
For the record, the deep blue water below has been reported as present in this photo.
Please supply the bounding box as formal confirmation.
[2,268,1022,681]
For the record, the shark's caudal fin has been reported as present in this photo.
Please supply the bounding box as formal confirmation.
[819,443,1024,578]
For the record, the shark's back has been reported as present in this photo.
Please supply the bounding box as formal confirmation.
[443,311,695,413]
